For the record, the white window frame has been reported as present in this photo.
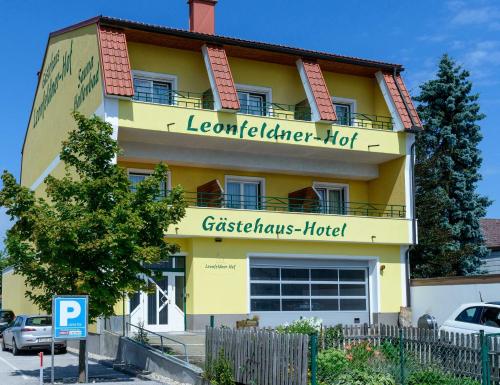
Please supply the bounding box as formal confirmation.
[224,175,266,210]
[332,97,357,126]
[128,168,172,192]
[332,97,357,113]
[313,182,350,215]
[132,70,178,106]
[235,84,273,116]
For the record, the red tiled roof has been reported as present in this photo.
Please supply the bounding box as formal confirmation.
[205,45,240,110]
[97,25,134,97]
[383,73,422,130]
[301,60,337,121]
[481,219,500,249]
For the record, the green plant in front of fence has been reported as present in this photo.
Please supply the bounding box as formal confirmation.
[321,324,344,348]
[316,342,397,385]
[317,349,349,383]
[407,370,481,385]
[204,349,235,385]
[333,369,396,385]
[275,316,322,335]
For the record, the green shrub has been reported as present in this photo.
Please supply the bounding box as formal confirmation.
[204,350,234,385]
[317,349,349,383]
[332,369,395,385]
[322,325,343,348]
[345,341,376,369]
[407,370,480,385]
[275,317,322,335]
[132,321,150,344]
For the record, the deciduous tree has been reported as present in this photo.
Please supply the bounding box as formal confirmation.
[0,112,186,381]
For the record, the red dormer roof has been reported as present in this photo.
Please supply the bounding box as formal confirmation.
[204,45,240,110]
[97,25,134,97]
[301,60,337,122]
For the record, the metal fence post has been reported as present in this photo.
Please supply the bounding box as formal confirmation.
[310,333,318,385]
[399,328,405,385]
[210,315,215,328]
[480,330,491,385]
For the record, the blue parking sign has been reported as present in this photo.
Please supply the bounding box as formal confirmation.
[53,295,88,340]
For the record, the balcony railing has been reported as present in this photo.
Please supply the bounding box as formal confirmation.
[132,89,394,130]
[185,192,406,218]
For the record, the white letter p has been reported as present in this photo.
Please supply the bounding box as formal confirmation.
[60,300,81,326]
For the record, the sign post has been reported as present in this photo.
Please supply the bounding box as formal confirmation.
[52,295,89,384]
[39,352,43,385]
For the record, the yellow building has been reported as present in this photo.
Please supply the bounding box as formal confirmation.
[3,0,422,331]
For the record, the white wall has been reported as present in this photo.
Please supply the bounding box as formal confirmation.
[411,282,500,326]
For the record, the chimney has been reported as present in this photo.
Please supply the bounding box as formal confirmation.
[188,0,217,34]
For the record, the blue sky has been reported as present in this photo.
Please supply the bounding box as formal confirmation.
[1,0,499,245]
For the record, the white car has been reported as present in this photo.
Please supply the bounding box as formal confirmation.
[440,302,500,335]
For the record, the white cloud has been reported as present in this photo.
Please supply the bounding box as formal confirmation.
[447,1,500,30]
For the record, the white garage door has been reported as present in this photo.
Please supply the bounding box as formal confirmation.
[249,258,370,327]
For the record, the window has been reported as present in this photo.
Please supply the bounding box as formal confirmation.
[132,71,177,105]
[225,177,264,210]
[314,184,348,215]
[250,267,368,312]
[13,317,23,327]
[26,316,52,326]
[334,103,351,126]
[128,169,170,198]
[238,91,267,116]
[236,84,272,117]
[332,97,356,127]
[455,306,482,324]
[480,307,500,328]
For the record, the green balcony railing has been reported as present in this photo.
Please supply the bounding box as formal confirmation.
[132,89,394,130]
[185,192,406,218]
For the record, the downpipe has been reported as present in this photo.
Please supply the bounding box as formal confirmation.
[405,141,417,307]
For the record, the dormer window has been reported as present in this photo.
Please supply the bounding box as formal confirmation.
[236,84,272,117]
[132,71,177,105]
[332,97,357,127]
[334,103,351,126]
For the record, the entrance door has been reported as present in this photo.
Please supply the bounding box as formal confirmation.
[144,272,185,332]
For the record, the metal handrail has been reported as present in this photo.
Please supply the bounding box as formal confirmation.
[126,322,189,363]
[131,89,394,130]
[188,191,406,218]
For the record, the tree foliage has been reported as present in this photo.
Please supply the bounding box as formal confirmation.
[0,112,187,321]
[412,54,490,277]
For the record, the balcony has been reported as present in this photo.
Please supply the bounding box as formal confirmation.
[165,191,410,244]
[189,192,406,218]
[131,89,394,131]
[118,89,408,181]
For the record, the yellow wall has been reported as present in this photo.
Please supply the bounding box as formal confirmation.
[229,57,306,106]
[127,43,391,118]
[22,24,103,188]
[2,270,43,315]
[178,238,403,315]
[120,161,370,203]
[368,157,406,207]
[323,72,390,117]
[128,43,210,93]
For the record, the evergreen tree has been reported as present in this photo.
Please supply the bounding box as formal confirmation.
[0,112,186,381]
[412,54,491,277]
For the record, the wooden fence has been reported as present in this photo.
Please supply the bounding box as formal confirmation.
[320,324,500,384]
[205,327,309,385]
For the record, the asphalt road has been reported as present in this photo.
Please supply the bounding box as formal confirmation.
[0,340,161,384]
